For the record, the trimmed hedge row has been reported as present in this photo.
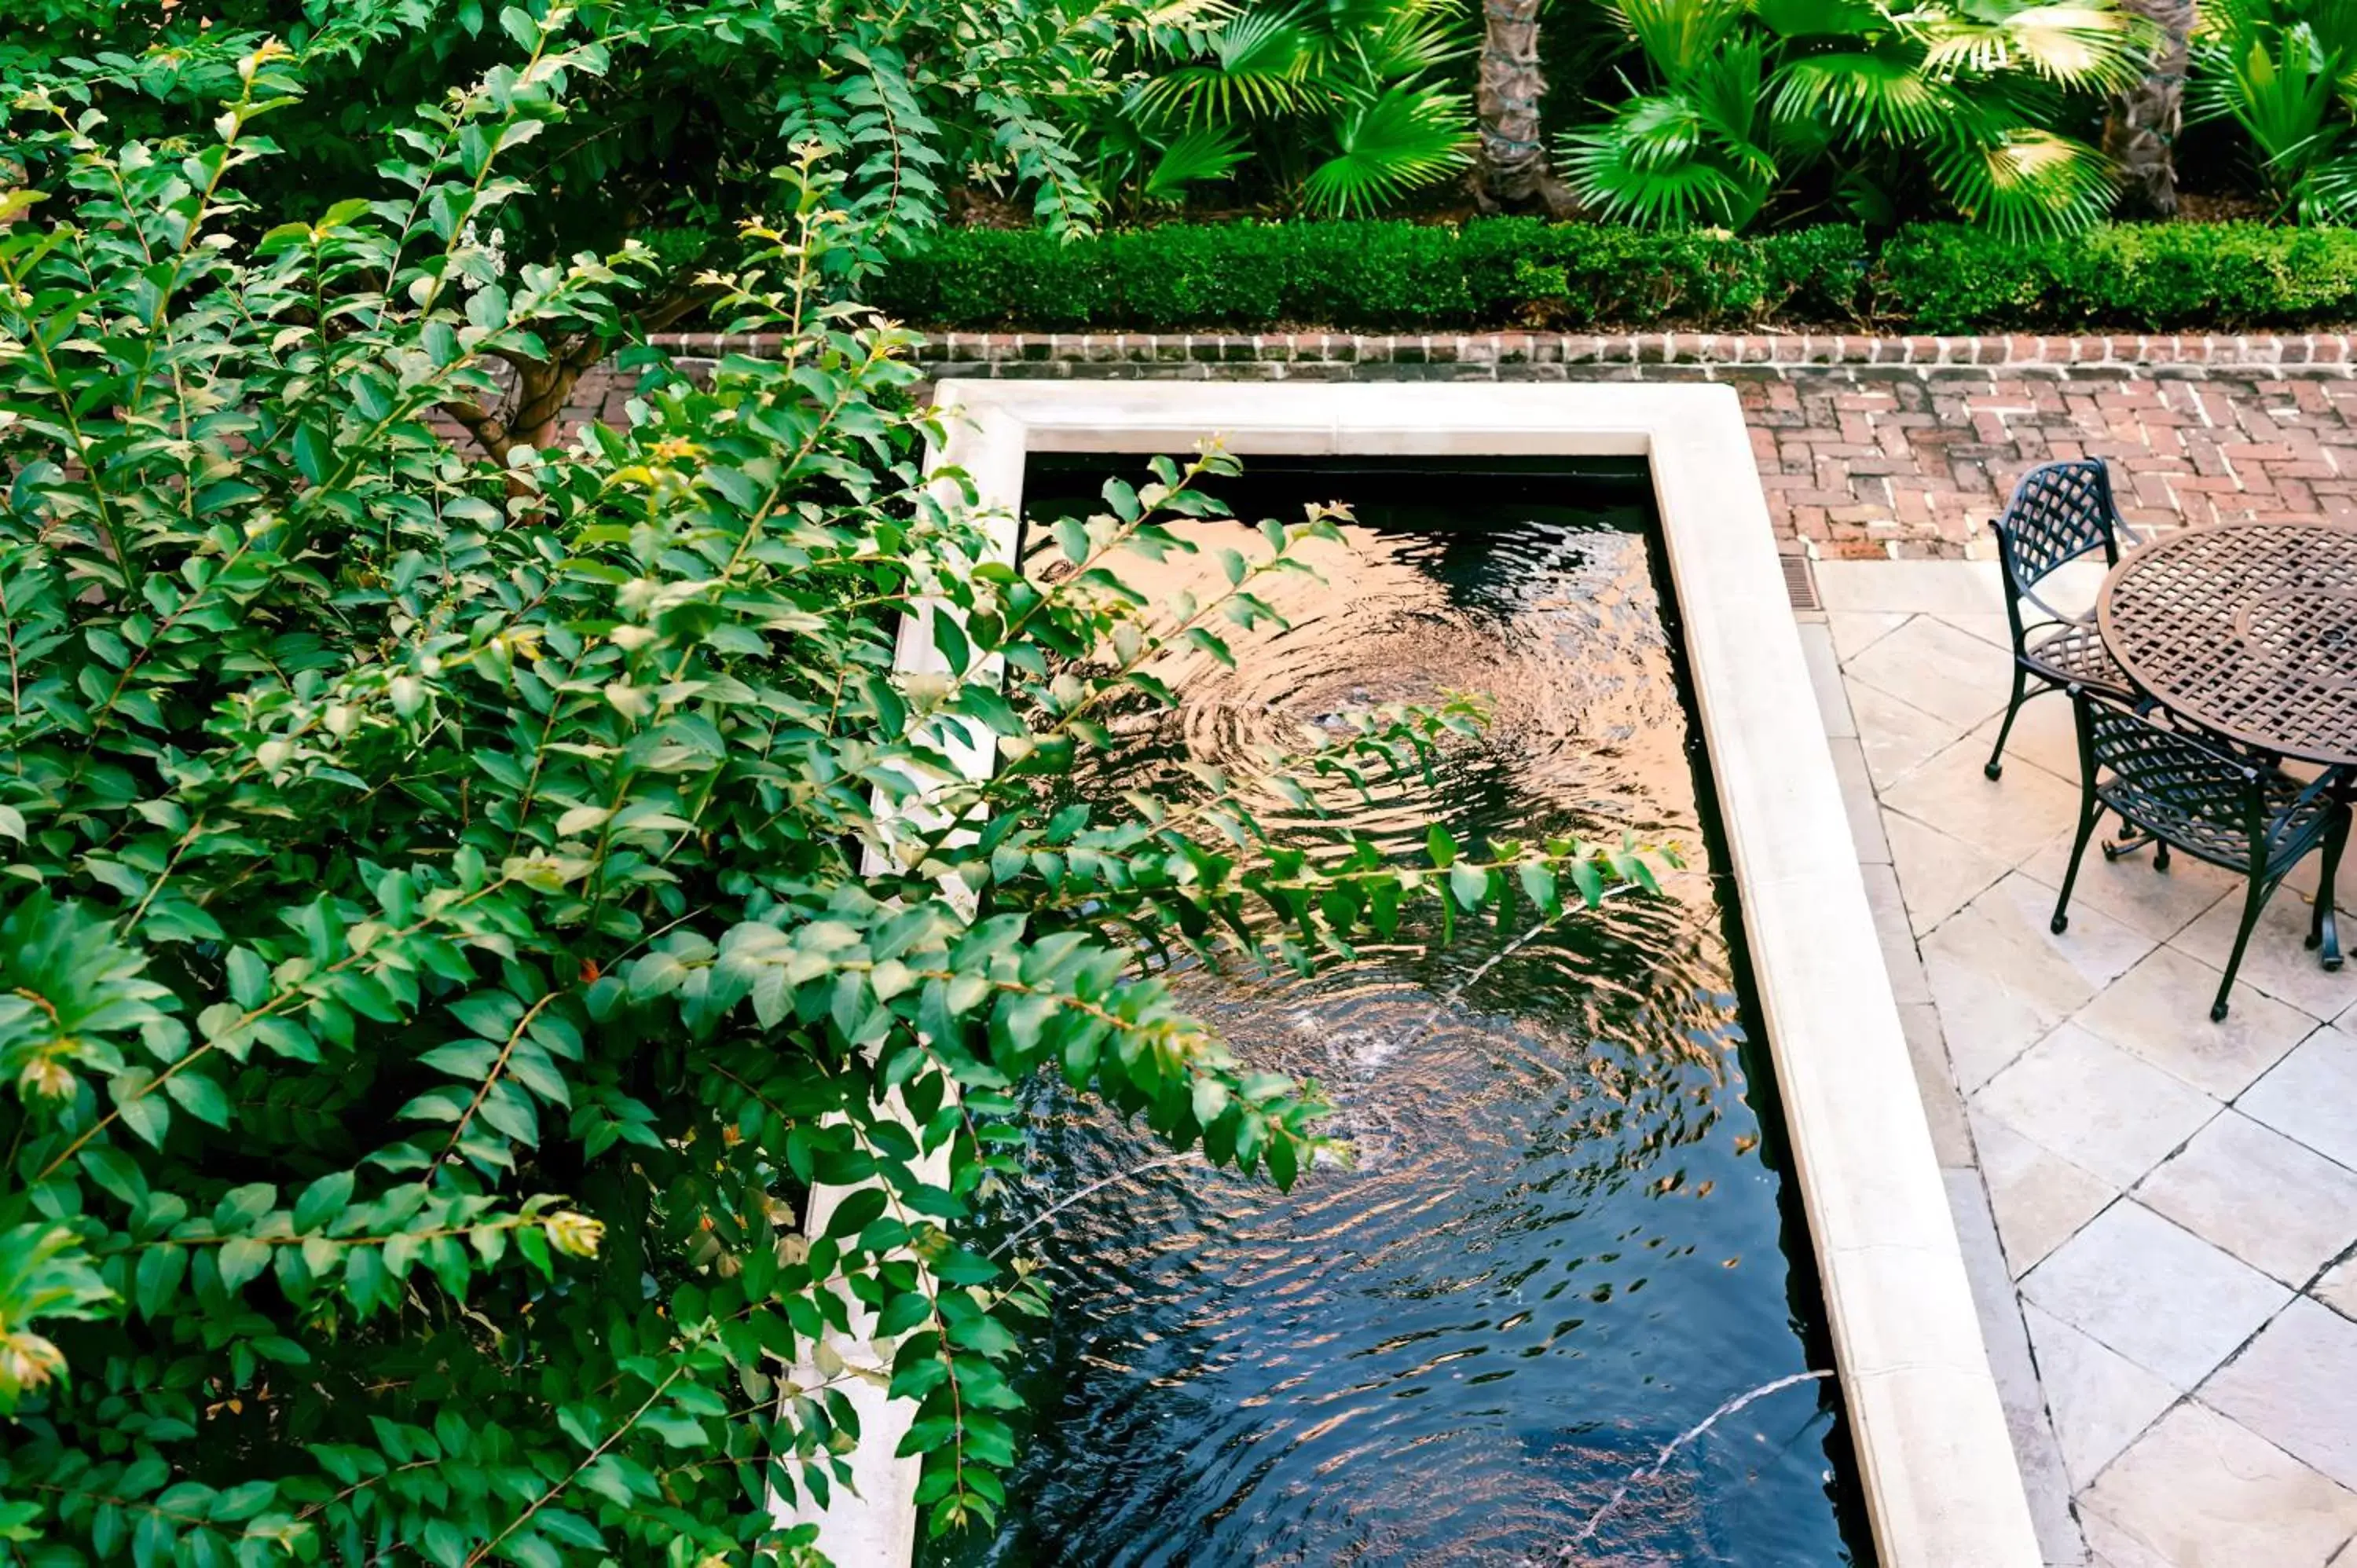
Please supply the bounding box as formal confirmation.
[869,219,2357,334]
[871,219,1871,332]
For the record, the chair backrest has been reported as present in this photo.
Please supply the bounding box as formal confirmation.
[2074,687,2262,837]
[1992,460,2121,598]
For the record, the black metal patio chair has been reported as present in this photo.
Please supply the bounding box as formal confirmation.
[2050,687,2350,1021]
[1985,460,2135,781]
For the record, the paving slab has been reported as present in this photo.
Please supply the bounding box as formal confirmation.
[2239,1024,2357,1174]
[1846,614,2017,731]
[1971,1112,2117,1279]
[2081,1401,2357,1568]
[1921,874,2155,1092]
[2137,1111,2357,1288]
[1850,680,1967,792]
[2022,1299,2181,1490]
[2202,1299,2357,1493]
[2020,1202,2289,1390]
[2074,945,2318,1100]
[1976,1023,2218,1189]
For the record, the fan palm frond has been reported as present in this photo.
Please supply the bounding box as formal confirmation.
[1300,82,1472,213]
[1362,0,1478,82]
[1141,125,1255,198]
[1560,90,1774,223]
[1772,47,1963,140]
[1927,126,2117,236]
[2297,141,2357,216]
[1132,9,1320,124]
[1607,0,1750,79]
[1916,4,2156,91]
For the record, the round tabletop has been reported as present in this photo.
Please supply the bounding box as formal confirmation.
[2098,520,2357,768]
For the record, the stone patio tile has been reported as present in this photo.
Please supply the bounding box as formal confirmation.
[1886,811,2011,940]
[1899,1002,1971,1167]
[1971,1112,2116,1277]
[1920,874,2155,1091]
[1825,737,1890,866]
[2240,1024,2357,1171]
[1845,614,2014,732]
[1882,737,2084,868]
[1964,690,2082,789]
[1934,610,2015,653]
[1946,1171,2085,1567]
[2139,1111,2357,1287]
[2204,1298,2357,1493]
[1795,621,1853,739]
[1827,609,1907,663]
[2174,888,2357,1022]
[2082,1400,2357,1568]
[2080,1507,2176,1568]
[2315,1252,2357,1322]
[1814,558,2004,616]
[1857,861,1932,1006]
[1975,1022,2218,1188]
[2019,827,2238,944]
[2023,1300,2180,1490]
[2022,1201,2289,1389]
[1847,679,1964,792]
[2075,944,2319,1099]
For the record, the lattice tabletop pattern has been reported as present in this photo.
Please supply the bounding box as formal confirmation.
[2099,522,2357,768]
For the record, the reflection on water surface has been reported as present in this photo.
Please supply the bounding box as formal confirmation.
[930,461,1867,1568]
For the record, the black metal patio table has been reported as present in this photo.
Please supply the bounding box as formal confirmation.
[2097,519,2357,958]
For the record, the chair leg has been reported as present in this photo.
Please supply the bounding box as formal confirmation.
[2212,874,2275,1022]
[2051,791,2102,936]
[1985,664,2030,781]
[2308,808,2348,970]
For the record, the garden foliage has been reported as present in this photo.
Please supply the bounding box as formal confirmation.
[874,214,2357,331]
[0,17,1652,1562]
[871,218,1872,328]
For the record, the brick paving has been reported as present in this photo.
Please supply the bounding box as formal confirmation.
[1741,373,2357,560]
[544,332,2357,560]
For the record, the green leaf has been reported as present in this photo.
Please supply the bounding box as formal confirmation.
[163,1072,231,1128]
[1425,824,1456,868]
[1448,861,1489,910]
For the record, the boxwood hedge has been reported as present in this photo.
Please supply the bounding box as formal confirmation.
[869,219,2357,335]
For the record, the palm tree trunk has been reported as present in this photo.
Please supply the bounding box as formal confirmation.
[1474,0,1577,214]
[2103,0,2195,216]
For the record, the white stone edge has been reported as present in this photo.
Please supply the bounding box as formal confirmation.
[791,379,2040,1567]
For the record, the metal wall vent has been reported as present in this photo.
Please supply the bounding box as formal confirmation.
[1781,553,1822,612]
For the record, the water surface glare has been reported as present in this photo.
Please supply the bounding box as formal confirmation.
[934,463,1867,1568]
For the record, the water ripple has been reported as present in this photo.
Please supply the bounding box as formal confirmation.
[933,498,1862,1568]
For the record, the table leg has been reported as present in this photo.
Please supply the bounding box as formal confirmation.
[2313,776,2348,970]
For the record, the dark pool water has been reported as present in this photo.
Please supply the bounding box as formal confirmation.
[931,460,1868,1568]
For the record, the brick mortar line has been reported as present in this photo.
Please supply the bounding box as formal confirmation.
[646,330,2357,369]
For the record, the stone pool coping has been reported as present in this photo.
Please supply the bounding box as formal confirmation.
[799,381,2041,1566]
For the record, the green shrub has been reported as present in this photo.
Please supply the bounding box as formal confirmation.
[0,26,1657,1563]
[1879,223,2357,331]
[882,217,2357,335]
[873,220,1871,331]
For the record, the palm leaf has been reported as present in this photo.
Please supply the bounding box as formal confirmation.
[1926,126,2118,237]
[1133,9,1320,124]
[1300,82,1472,214]
[2225,32,2339,178]
[1915,3,2157,91]
[1142,125,1255,200]
[1771,48,1963,141]
[1560,90,1772,224]
[1606,0,1749,79]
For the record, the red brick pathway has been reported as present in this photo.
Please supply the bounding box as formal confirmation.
[545,335,2357,559]
[1743,373,2357,559]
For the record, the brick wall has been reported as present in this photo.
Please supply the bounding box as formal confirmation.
[544,332,2357,560]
